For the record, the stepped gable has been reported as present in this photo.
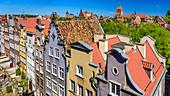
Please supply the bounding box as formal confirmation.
[125,41,165,96]
[57,20,103,49]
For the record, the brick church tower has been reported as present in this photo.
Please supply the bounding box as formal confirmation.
[116,2,123,17]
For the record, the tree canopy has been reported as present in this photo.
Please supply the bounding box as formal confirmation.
[100,21,170,70]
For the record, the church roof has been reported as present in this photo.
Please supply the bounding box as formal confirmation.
[117,6,123,10]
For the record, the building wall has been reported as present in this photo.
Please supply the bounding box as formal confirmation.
[26,33,36,91]
[44,23,65,96]
[99,52,126,96]
[19,27,27,74]
[67,48,97,96]
[35,28,45,96]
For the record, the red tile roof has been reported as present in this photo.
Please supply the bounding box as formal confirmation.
[126,41,165,96]
[121,14,148,18]
[43,15,51,18]
[142,60,153,70]
[108,36,121,50]
[117,6,123,10]
[88,41,106,71]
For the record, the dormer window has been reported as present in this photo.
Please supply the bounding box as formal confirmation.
[142,61,155,82]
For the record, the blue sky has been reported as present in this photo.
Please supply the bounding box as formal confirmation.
[0,0,169,17]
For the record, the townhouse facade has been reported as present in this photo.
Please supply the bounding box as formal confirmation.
[4,15,10,58]
[19,24,27,74]
[9,15,15,66]
[0,21,5,55]
[14,17,20,65]
[44,19,66,96]
[26,31,36,92]
[34,24,45,96]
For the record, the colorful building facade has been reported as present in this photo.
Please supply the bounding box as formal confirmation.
[44,18,66,96]
[19,24,27,74]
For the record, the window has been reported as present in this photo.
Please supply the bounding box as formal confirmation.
[40,65,43,74]
[59,85,64,96]
[55,48,59,58]
[46,78,51,89]
[52,64,57,76]
[49,47,53,56]
[52,82,58,94]
[36,49,39,58]
[21,38,23,42]
[36,62,39,71]
[86,89,92,96]
[37,38,40,46]
[77,84,83,96]
[40,51,43,61]
[70,80,75,93]
[59,67,64,80]
[110,82,120,96]
[76,65,83,78]
[46,61,51,72]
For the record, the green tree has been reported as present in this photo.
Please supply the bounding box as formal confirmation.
[21,72,26,80]
[16,68,21,76]
[6,86,13,93]
[163,15,170,24]
[100,21,170,69]
[166,10,170,16]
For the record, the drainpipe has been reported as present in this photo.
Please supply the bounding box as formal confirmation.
[64,53,68,96]
[90,76,99,96]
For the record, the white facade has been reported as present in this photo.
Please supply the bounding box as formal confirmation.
[26,32,36,91]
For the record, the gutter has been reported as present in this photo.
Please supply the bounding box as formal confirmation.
[63,53,68,96]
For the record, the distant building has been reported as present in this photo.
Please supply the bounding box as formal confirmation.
[66,10,74,18]
[79,8,93,19]
[4,15,10,58]
[154,17,168,29]
[116,3,148,21]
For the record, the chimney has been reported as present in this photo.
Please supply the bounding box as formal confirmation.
[23,16,27,21]
[37,19,41,25]
[99,39,108,61]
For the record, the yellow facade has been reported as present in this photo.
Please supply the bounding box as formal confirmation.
[19,26,27,74]
[52,92,58,96]
[67,48,98,96]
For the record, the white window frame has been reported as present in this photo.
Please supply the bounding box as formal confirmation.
[109,81,121,96]
[69,80,75,93]
[40,50,43,61]
[86,89,92,96]
[46,61,51,72]
[76,65,83,78]
[36,49,39,59]
[40,64,43,74]
[54,47,59,59]
[77,84,83,96]
[59,84,64,96]
[46,76,51,89]
[36,61,39,71]
[52,81,58,94]
[58,66,64,80]
[49,46,53,56]
[52,64,57,76]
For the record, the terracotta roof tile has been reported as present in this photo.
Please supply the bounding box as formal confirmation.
[57,20,103,50]
[88,41,106,71]
[142,61,153,70]
[126,41,165,96]
[108,36,120,50]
